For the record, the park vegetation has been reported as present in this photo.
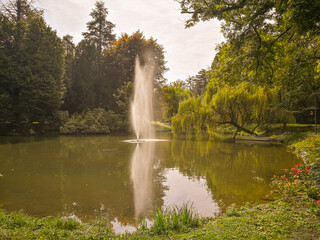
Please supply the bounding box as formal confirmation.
[167,0,320,137]
[0,0,167,135]
[1,1,319,138]
[0,1,320,239]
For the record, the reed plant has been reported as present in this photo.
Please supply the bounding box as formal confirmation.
[146,204,200,235]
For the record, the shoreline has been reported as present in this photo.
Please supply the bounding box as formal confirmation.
[0,129,319,239]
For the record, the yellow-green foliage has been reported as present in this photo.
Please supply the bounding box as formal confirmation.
[172,97,208,135]
[213,82,295,124]
[315,60,320,81]
[162,84,192,122]
[173,82,295,136]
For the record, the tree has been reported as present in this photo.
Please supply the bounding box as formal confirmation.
[61,35,75,110]
[207,33,320,123]
[207,82,295,136]
[0,10,65,134]
[162,81,192,122]
[177,0,320,36]
[1,0,42,22]
[66,18,167,129]
[82,1,115,53]
[185,69,210,96]
[172,82,295,137]
[178,0,320,87]
[65,39,100,113]
[172,0,320,136]
[65,1,116,113]
[113,81,133,116]
[272,35,320,122]
[62,34,75,56]
[172,96,205,135]
[106,31,167,91]
[106,31,168,117]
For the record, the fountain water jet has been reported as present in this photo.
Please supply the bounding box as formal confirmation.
[130,55,155,140]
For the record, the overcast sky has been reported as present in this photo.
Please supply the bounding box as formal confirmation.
[32,0,224,82]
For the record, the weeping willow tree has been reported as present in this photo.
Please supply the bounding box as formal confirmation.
[172,97,207,136]
[172,82,295,137]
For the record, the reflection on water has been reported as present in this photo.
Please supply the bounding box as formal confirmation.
[131,142,155,217]
[111,218,136,235]
[163,169,220,217]
[0,135,300,233]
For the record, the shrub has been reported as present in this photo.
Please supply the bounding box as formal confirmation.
[60,108,126,134]
[272,163,320,202]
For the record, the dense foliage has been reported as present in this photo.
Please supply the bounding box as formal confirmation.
[1,0,320,137]
[173,82,295,136]
[162,81,192,122]
[177,0,320,35]
[60,108,126,134]
[0,1,167,135]
[169,0,320,136]
[0,9,64,135]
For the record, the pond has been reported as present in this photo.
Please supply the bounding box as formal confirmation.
[0,134,298,233]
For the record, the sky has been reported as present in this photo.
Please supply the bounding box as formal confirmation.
[33,0,225,82]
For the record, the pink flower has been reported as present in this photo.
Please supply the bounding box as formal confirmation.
[295,163,300,166]
[285,169,288,172]
[317,200,320,204]
[307,167,310,170]
[292,168,297,172]
[305,171,309,173]
[299,169,303,172]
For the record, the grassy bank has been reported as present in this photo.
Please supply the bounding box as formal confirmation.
[1,127,320,239]
[0,211,114,239]
[129,132,320,239]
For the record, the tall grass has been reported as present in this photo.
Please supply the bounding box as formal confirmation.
[146,204,200,234]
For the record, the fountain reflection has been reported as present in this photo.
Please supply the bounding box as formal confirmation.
[130,141,155,217]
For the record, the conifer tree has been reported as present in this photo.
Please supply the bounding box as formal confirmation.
[82,1,115,53]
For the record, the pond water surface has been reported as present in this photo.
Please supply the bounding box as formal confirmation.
[0,134,299,233]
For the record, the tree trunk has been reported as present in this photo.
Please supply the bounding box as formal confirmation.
[230,121,258,136]
[17,0,21,22]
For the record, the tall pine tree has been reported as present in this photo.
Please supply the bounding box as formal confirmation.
[82,1,115,54]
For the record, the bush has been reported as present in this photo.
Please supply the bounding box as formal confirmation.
[60,108,127,134]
